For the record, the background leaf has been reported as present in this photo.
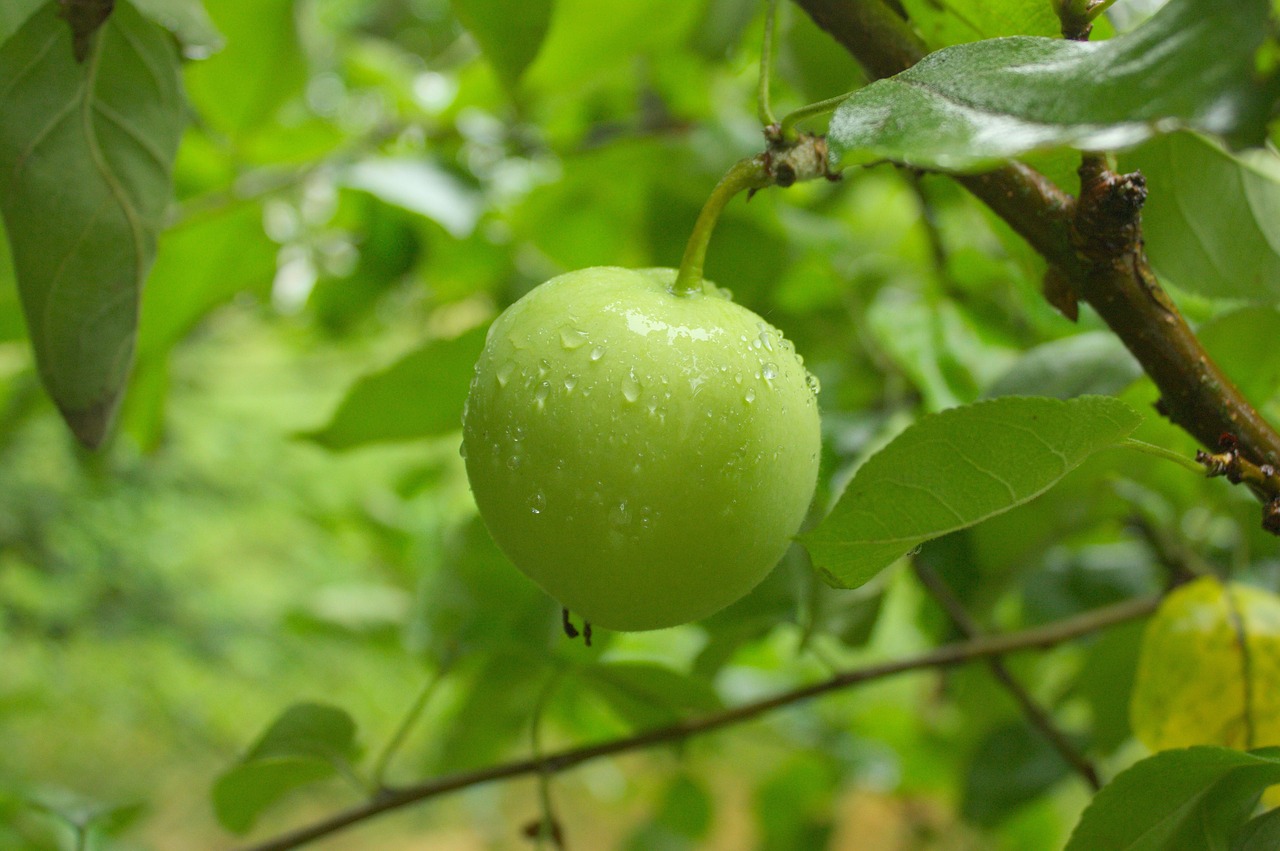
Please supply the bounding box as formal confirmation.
[899,0,1061,48]
[0,1,185,446]
[984,332,1142,400]
[304,324,487,450]
[804,396,1142,588]
[130,0,223,58]
[0,0,43,45]
[1123,133,1280,303]
[449,0,552,91]
[829,0,1269,171]
[1064,747,1280,851]
[580,661,722,729]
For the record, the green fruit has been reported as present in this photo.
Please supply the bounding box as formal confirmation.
[462,267,821,631]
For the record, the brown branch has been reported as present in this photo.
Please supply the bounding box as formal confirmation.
[792,0,1280,530]
[912,561,1101,790]
[236,597,1159,851]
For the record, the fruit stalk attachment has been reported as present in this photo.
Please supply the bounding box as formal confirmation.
[672,133,838,296]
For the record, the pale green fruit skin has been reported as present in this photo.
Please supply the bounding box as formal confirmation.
[462,267,821,631]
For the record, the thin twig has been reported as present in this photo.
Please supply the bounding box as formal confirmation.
[911,560,1102,790]
[236,596,1158,851]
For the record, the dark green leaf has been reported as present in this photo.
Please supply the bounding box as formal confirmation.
[984,332,1142,400]
[1233,806,1280,851]
[0,1,185,446]
[1198,307,1280,412]
[1125,133,1280,303]
[1066,747,1280,851]
[449,0,552,91]
[304,325,487,450]
[0,0,43,44]
[581,661,721,729]
[212,703,360,834]
[829,0,1269,171]
[213,758,335,835]
[804,396,1142,589]
[962,722,1072,826]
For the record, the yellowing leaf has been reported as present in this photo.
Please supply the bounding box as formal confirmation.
[1131,577,1280,752]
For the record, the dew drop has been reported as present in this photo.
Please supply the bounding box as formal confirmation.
[758,331,774,352]
[762,362,779,381]
[537,358,551,378]
[805,371,822,395]
[495,360,516,387]
[589,345,606,362]
[458,441,468,459]
[564,375,578,392]
[622,370,640,403]
[529,491,546,515]
[610,500,632,528]
[507,454,522,470]
[560,327,589,349]
[733,373,743,385]
[745,387,756,403]
[534,381,550,409]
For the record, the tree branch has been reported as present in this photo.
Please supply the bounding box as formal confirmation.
[238,596,1159,851]
[792,0,1280,525]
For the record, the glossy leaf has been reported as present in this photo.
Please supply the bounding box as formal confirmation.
[449,0,552,91]
[1125,133,1280,303]
[0,2,185,446]
[804,396,1142,589]
[1065,746,1280,851]
[1131,578,1280,752]
[829,0,1269,171]
[304,325,487,450]
[212,702,359,834]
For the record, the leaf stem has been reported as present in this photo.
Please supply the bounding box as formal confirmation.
[672,157,770,295]
[1118,437,1204,474]
[777,92,850,139]
[370,663,450,787]
[758,0,779,127]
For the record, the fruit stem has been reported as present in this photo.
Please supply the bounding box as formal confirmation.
[673,157,770,296]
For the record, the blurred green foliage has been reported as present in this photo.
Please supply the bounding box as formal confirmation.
[0,0,1279,848]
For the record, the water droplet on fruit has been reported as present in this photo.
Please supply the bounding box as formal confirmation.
[745,388,756,403]
[529,491,545,515]
[646,396,658,415]
[507,454,522,470]
[589,345,606,362]
[538,358,551,378]
[758,329,774,352]
[564,375,578,392]
[610,500,632,528]
[622,370,640,403]
[762,362,779,381]
[733,373,743,385]
[496,360,515,387]
[560,327,589,349]
[534,381,550,409]
[805,371,822,395]
[458,441,467,459]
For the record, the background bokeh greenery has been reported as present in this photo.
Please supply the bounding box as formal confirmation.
[2,0,1279,848]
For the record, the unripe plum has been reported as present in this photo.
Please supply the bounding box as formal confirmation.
[462,267,820,631]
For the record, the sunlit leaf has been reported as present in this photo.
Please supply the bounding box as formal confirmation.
[1131,577,1280,752]
[1125,132,1280,303]
[304,325,487,450]
[829,0,1269,171]
[804,396,1142,588]
[1065,746,1280,850]
[0,2,185,446]
[449,0,552,91]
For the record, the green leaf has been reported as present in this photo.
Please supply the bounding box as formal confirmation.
[1124,133,1280,303]
[984,332,1142,400]
[804,396,1142,589]
[0,1,185,447]
[580,661,721,729]
[182,0,304,136]
[1234,807,1280,851]
[130,0,223,58]
[1064,747,1280,851]
[0,0,43,45]
[829,0,1269,171]
[304,324,487,450]
[899,0,1061,48]
[212,702,360,834]
[1198,307,1280,410]
[962,722,1073,826]
[449,0,552,91]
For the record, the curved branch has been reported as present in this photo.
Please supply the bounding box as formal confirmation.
[238,596,1159,851]
[793,0,1280,513]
